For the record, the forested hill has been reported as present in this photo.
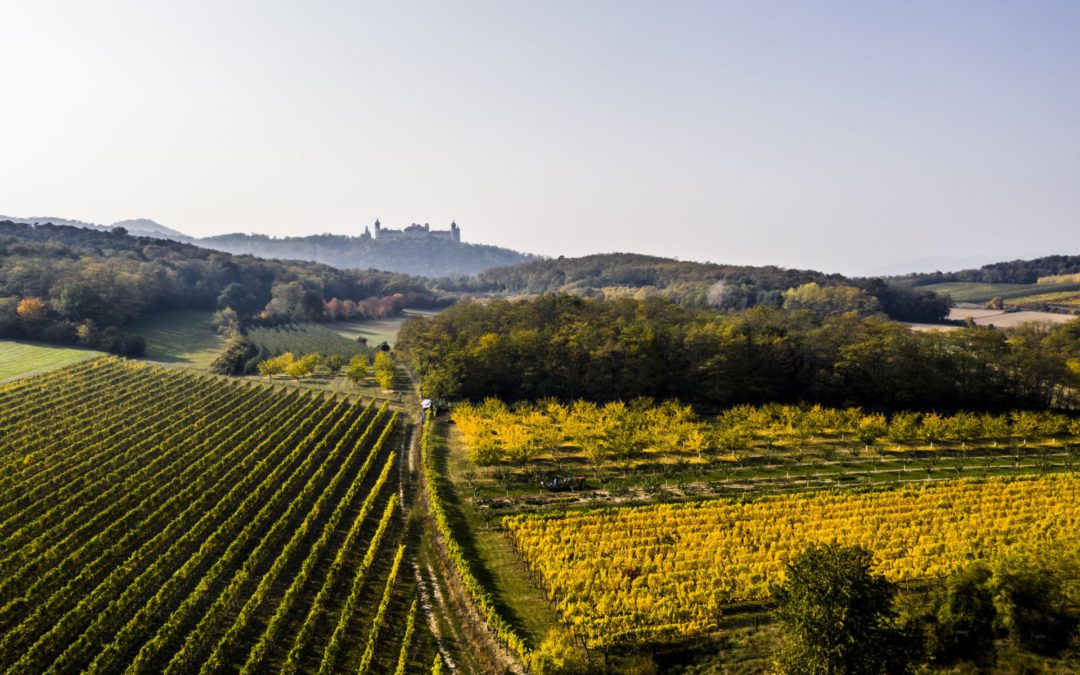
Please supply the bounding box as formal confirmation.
[478,253,843,294]
[902,254,1080,285]
[0,221,442,354]
[200,232,535,277]
[466,253,951,322]
[2,215,534,277]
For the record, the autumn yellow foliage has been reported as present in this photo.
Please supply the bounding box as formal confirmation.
[504,474,1080,648]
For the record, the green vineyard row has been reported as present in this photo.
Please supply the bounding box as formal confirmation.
[0,357,413,673]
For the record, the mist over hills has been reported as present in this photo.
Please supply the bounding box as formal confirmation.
[0,215,188,240]
[109,218,189,239]
[200,231,534,278]
[5,213,1077,285]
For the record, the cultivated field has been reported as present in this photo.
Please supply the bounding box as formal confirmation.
[1006,290,1080,308]
[905,322,960,332]
[0,339,101,382]
[924,281,1080,304]
[0,357,421,673]
[947,307,1010,320]
[503,474,1080,648]
[449,400,1080,506]
[947,307,1078,328]
[428,398,1080,668]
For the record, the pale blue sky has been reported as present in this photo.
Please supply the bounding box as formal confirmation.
[2,1,1078,274]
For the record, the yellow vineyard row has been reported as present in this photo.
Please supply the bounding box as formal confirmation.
[503,474,1080,647]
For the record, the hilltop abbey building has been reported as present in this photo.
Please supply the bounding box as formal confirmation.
[363,219,461,243]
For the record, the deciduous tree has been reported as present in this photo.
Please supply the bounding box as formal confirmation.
[773,543,912,675]
[345,355,369,385]
[16,297,48,329]
[257,352,295,377]
[284,353,320,380]
[373,351,395,390]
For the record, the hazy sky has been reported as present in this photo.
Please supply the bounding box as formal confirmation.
[2,1,1078,275]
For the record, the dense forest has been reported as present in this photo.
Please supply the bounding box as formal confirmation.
[903,254,1080,285]
[0,221,444,354]
[200,231,534,277]
[453,253,951,322]
[397,295,1080,412]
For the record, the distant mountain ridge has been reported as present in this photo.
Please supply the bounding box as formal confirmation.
[0,215,189,240]
[0,215,534,278]
[110,218,189,239]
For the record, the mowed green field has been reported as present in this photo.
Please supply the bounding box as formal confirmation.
[0,340,102,382]
[331,318,405,348]
[328,315,412,347]
[331,310,441,348]
[129,310,227,368]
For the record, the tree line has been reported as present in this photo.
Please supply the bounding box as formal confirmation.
[254,351,396,389]
[398,295,1080,412]
[452,398,1080,471]
[903,253,1080,285]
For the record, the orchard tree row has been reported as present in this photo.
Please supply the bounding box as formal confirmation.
[452,398,1080,470]
[256,351,397,389]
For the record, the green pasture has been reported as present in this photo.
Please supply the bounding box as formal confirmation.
[129,310,227,368]
[330,317,406,348]
[330,309,438,348]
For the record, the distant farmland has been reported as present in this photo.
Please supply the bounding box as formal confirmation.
[947,308,1078,328]
[924,281,1080,304]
